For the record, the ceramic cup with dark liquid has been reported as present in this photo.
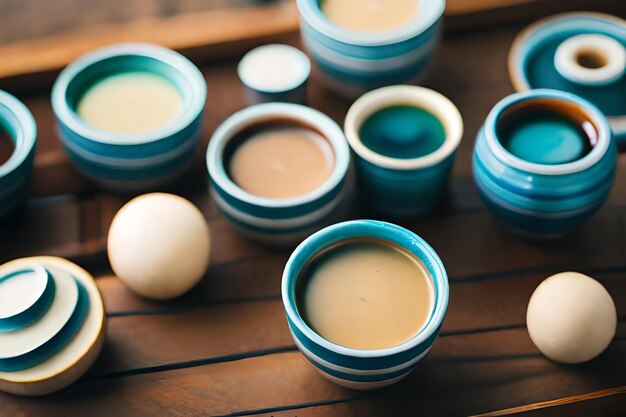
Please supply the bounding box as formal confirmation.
[345,85,463,217]
[473,89,616,238]
[282,220,449,389]
[0,90,37,220]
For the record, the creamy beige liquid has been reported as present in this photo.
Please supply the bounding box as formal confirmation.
[228,128,334,199]
[321,0,418,32]
[298,238,434,350]
[76,72,182,134]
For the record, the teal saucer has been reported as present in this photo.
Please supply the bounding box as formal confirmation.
[509,13,626,141]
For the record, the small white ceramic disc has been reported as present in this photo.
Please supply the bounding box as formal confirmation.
[0,267,78,358]
[554,34,626,86]
[238,44,311,93]
[527,272,617,364]
[0,257,105,396]
[0,266,48,319]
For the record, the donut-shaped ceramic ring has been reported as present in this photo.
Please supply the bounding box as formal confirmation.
[554,34,625,86]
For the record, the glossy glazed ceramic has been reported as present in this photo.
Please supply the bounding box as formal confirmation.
[0,90,36,219]
[344,85,463,217]
[51,43,206,192]
[282,220,448,389]
[509,12,626,141]
[206,103,352,246]
[0,267,55,332]
[297,0,444,97]
[238,44,311,105]
[0,257,105,396]
[473,89,616,238]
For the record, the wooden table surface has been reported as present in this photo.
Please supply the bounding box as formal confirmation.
[1,6,626,417]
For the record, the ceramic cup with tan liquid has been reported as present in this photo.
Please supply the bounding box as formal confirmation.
[297,0,445,97]
[282,219,449,389]
[207,103,352,246]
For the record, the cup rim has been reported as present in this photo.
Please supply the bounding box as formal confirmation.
[344,85,463,170]
[297,0,444,46]
[281,219,449,358]
[0,90,36,178]
[206,102,350,208]
[484,89,611,175]
[50,43,206,146]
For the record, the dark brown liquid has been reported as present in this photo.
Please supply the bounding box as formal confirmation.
[496,98,599,165]
[0,128,14,166]
[576,50,607,69]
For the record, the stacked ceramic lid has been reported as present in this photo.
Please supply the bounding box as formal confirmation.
[0,257,105,396]
[509,12,626,139]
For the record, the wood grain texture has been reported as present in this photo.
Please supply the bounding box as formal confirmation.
[471,386,626,416]
[1,6,626,417]
[1,0,625,92]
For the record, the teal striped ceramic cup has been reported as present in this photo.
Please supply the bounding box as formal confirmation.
[51,43,206,192]
[206,103,352,246]
[473,89,616,238]
[344,85,463,217]
[297,0,445,97]
[0,90,36,219]
[282,220,449,389]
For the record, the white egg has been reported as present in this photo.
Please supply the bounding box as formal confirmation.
[526,272,616,364]
[107,193,211,300]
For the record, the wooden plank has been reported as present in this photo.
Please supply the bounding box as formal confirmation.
[85,265,626,377]
[88,300,293,378]
[2,0,625,93]
[2,330,624,417]
[4,182,624,273]
[0,1,300,91]
[471,386,626,416]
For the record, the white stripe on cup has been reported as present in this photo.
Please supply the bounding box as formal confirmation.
[60,129,200,168]
[210,182,347,230]
[317,368,411,390]
[304,37,435,72]
[291,329,432,376]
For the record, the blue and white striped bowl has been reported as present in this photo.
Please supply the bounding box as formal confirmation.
[473,89,616,239]
[0,90,36,219]
[282,220,449,390]
[297,0,445,98]
[207,103,352,246]
[51,43,206,192]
